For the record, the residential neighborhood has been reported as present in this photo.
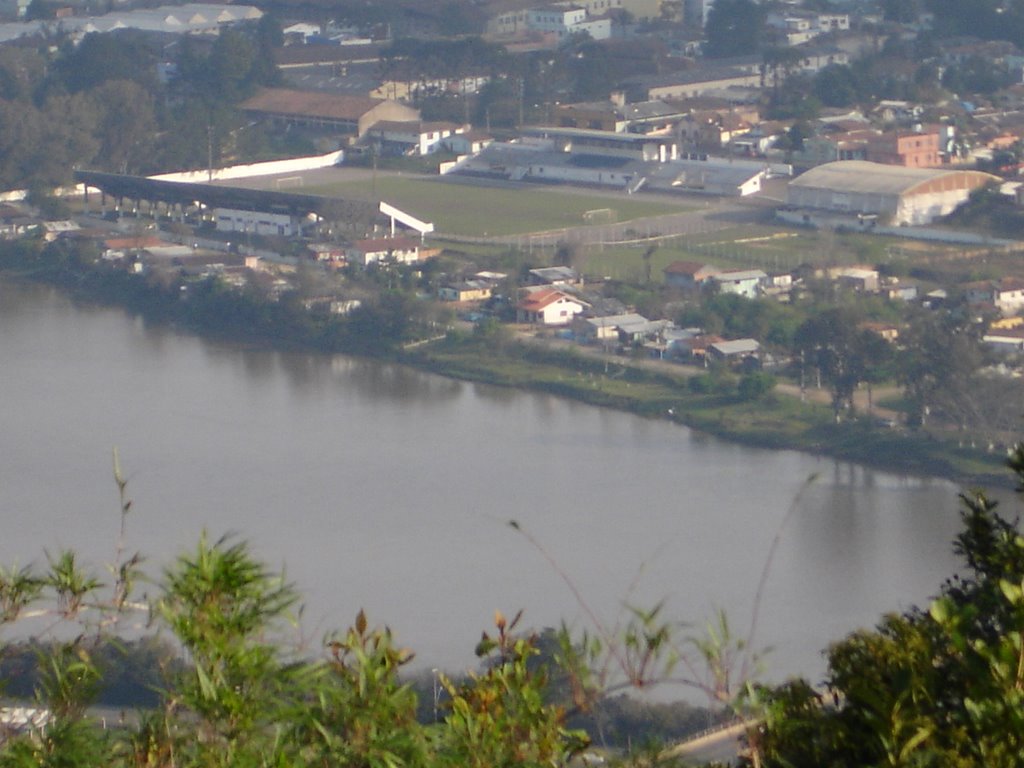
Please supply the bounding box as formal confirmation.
[5,0,1024,445]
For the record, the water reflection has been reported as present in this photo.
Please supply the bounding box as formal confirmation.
[470,380,519,406]
[0,278,968,684]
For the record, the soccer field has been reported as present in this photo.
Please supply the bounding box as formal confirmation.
[299,175,688,236]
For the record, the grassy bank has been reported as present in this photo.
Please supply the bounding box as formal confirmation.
[405,335,1009,488]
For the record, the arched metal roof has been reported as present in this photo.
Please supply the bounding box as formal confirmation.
[788,160,999,197]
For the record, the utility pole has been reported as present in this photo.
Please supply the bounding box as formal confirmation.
[800,349,806,402]
[371,143,378,199]
[517,76,524,129]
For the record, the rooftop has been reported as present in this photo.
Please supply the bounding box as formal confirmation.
[713,269,767,282]
[240,89,384,120]
[517,288,577,311]
[789,161,999,196]
[663,260,717,276]
[352,237,418,252]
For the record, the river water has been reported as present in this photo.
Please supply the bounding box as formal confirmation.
[0,279,987,695]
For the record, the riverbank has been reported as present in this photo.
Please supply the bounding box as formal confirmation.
[0,254,1010,490]
[403,333,1009,489]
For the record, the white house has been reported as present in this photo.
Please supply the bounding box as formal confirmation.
[711,269,767,298]
[982,327,1024,354]
[573,17,612,39]
[708,338,761,363]
[346,236,420,266]
[767,10,849,43]
[516,288,586,325]
[489,3,612,40]
[442,130,493,156]
[527,7,586,34]
[364,121,463,156]
[967,277,1024,316]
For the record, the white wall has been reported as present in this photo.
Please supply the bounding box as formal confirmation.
[150,150,345,184]
[527,163,633,187]
[215,208,298,237]
[895,189,974,226]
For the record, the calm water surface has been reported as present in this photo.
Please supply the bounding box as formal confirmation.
[0,279,986,691]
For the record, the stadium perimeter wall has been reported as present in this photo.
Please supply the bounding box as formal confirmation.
[0,151,346,203]
[148,150,345,184]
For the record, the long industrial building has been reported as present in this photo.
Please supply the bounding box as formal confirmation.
[786,160,999,225]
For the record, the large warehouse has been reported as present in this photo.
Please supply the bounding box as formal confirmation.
[786,160,999,225]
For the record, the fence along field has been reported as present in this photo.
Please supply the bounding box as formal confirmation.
[273,169,965,282]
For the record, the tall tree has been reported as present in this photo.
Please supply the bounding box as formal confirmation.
[91,80,158,175]
[0,46,45,102]
[0,99,39,189]
[795,307,867,422]
[54,30,157,93]
[899,312,983,428]
[35,92,99,187]
[812,64,861,107]
[882,0,922,22]
[704,0,765,58]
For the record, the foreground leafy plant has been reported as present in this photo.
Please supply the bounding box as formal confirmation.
[746,445,1024,767]
[7,444,1024,767]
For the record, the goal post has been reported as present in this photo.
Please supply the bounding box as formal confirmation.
[582,207,617,224]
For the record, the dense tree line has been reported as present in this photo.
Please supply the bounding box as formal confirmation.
[928,0,1024,44]
[380,34,662,128]
[0,638,183,709]
[0,18,283,192]
[0,237,424,357]
[672,281,990,430]
[704,0,765,59]
[761,32,1012,118]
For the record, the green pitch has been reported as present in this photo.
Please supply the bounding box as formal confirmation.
[301,176,686,236]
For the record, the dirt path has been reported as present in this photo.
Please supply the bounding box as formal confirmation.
[774,381,901,421]
[511,328,902,421]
